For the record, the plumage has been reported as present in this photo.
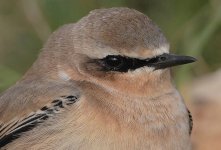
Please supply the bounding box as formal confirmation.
[188,109,193,135]
[0,95,78,148]
[0,7,194,150]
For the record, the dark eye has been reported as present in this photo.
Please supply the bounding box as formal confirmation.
[103,55,124,71]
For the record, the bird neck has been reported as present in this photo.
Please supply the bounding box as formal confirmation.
[78,76,180,128]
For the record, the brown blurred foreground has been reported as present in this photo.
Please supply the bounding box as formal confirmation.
[189,69,221,150]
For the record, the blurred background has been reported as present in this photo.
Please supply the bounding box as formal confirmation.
[0,0,220,149]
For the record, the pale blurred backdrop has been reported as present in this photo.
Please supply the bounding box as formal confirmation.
[0,0,221,149]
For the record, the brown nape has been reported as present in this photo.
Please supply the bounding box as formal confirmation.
[22,24,76,79]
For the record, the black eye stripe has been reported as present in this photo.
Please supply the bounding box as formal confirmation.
[92,53,196,72]
[98,55,149,72]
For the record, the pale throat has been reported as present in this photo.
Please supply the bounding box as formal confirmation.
[99,69,173,98]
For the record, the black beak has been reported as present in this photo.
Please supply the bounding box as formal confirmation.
[146,53,197,69]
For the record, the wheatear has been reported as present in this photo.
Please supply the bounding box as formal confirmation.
[0,8,195,150]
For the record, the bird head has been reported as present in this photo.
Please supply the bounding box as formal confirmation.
[31,8,196,97]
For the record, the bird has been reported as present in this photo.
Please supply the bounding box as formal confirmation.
[0,7,195,150]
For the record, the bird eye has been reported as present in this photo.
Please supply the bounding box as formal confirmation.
[103,55,124,71]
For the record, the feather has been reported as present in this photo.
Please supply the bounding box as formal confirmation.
[0,95,78,148]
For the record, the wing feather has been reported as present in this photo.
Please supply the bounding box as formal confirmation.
[0,95,78,148]
[187,109,193,135]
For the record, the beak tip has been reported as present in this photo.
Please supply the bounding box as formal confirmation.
[189,57,197,63]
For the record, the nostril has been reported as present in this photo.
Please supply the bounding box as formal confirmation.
[159,56,166,61]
